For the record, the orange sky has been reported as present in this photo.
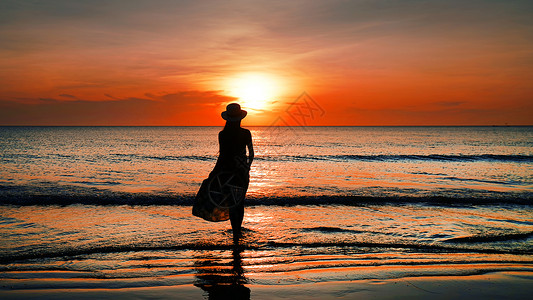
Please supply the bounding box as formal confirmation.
[0,0,532,125]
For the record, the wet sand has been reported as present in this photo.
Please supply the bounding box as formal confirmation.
[1,271,532,299]
[1,204,532,299]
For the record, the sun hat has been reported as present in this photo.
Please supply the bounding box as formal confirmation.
[221,103,247,121]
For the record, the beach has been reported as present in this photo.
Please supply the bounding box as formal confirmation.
[1,272,532,300]
[1,126,532,298]
[1,204,532,299]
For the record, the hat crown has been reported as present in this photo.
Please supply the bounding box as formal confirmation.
[226,103,242,116]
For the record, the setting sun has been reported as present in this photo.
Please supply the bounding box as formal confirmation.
[225,73,282,111]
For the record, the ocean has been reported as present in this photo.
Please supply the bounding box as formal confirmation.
[0,126,532,294]
[1,126,531,202]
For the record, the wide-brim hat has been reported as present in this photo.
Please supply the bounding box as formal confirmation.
[221,103,247,121]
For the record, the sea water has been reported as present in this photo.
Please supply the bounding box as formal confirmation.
[0,126,531,201]
[0,126,532,291]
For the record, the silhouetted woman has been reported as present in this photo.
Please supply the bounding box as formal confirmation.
[193,103,254,242]
[215,103,254,240]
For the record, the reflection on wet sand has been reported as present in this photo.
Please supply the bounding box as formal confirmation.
[194,246,250,300]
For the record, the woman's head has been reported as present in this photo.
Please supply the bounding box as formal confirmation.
[221,103,247,122]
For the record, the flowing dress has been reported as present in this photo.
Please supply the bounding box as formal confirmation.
[193,127,251,222]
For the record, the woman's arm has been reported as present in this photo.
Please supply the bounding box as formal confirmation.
[247,142,254,167]
[247,141,254,167]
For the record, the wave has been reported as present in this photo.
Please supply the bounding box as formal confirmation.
[444,232,533,243]
[2,239,531,264]
[107,153,532,163]
[257,154,533,163]
[1,189,532,206]
[301,226,364,234]
[4,153,531,163]
[1,178,532,206]
[108,153,216,162]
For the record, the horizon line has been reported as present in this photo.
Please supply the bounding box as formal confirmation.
[1,125,532,127]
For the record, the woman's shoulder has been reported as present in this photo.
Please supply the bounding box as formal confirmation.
[240,127,252,136]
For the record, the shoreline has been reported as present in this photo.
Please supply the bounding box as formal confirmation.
[1,271,532,299]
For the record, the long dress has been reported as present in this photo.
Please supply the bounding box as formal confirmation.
[193,127,251,222]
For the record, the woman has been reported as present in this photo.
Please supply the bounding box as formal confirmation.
[193,103,254,242]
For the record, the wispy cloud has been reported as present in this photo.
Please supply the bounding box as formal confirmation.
[59,94,77,99]
[0,91,235,125]
[434,101,465,107]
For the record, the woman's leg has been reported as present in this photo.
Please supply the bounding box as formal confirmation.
[230,172,248,242]
[229,203,244,241]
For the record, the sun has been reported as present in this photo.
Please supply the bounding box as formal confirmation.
[225,73,281,111]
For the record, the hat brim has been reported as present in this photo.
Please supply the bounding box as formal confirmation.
[221,110,247,121]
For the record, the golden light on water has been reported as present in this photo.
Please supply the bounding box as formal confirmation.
[224,73,283,111]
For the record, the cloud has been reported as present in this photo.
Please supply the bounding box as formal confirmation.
[434,101,465,107]
[0,91,236,126]
[59,94,77,99]
[104,94,120,100]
